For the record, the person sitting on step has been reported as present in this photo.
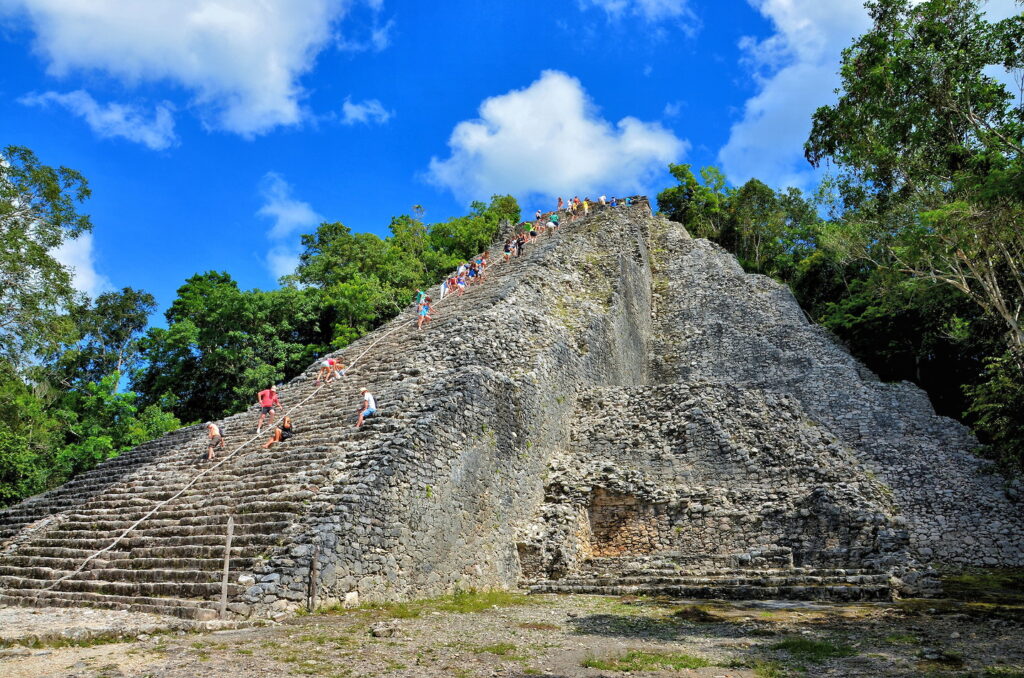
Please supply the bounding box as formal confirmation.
[262,416,294,449]
[356,387,377,427]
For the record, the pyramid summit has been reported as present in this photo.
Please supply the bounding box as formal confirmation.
[1,199,1021,620]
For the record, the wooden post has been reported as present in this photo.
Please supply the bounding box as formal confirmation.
[219,515,234,619]
[307,544,320,612]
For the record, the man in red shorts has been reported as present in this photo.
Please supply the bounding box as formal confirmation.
[257,385,280,433]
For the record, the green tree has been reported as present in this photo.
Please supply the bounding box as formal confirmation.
[964,352,1024,472]
[728,178,785,273]
[133,273,322,423]
[53,287,157,387]
[0,145,92,365]
[288,194,520,350]
[805,0,1024,350]
[656,164,731,238]
[50,373,180,482]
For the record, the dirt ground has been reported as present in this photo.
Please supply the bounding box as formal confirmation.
[2,593,1023,678]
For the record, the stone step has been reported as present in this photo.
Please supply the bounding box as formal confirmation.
[57,511,297,532]
[104,556,258,571]
[545,572,891,587]
[577,566,877,579]
[0,574,245,598]
[0,564,239,584]
[27,532,279,550]
[529,581,893,601]
[10,546,132,560]
[77,487,316,510]
[58,503,305,524]
[0,590,219,621]
[46,520,292,541]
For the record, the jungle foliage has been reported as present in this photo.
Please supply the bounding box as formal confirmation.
[0,141,518,506]
[657,0,1024,472]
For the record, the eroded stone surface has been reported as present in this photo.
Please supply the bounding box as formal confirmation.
[0,200,1021,620]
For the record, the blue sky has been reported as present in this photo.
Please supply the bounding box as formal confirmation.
[1,0,1013,318]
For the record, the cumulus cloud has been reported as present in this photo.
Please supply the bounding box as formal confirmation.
[52,232,112,297]
[257,172,323,278]
[2,0,382,137]
[340,98,392,125]
[717,0,870,189]
[719,0,1023,189]
[427,70,688,204]
[20,90,176,150]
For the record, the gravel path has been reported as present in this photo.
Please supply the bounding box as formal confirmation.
[2,594,1022,677]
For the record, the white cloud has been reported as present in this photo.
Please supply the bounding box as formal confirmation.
[580,0,693,22]
[663,100,685,117]
[340,98,392,125]
[20,90,176,150]
[265,246,302,280]
[2,0,383,137]
[427,70,688,204]
[717,0,870,189]
[257,172,323,278]
[52,232,112,297]
[719,0,1022,189]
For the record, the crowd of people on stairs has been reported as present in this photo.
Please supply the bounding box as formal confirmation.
[201,194,642,458]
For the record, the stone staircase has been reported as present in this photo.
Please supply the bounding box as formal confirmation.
[0,204,636,619]
[3,199,1019,618]
[528,551,894,601]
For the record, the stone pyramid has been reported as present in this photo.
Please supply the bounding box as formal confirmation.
[1,199,1021,620]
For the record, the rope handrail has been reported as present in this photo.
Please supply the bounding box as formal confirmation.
[38,197,649,593]
[41,312,413,592]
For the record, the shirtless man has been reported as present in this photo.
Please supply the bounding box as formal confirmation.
[206,422,225,461]
[256,385,280,433]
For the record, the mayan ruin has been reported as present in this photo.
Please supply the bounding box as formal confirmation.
[3,200,1020,629]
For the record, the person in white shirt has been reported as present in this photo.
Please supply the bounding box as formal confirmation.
[356,387,377,427]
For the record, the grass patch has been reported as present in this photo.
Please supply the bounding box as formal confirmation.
[723,658,789,677]
[884,633,920,645]
[342,588,536,620]
[473,642,518,656]
[582,650,712,671]
[297,631,353,649]
[984,669,1024,677]
[434,588,535,614]
[771,636,857,663]
[752,660,790,678]
[0,633,136,650]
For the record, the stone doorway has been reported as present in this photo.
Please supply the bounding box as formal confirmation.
[587,488,664,556]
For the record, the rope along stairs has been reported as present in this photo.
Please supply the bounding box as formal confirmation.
[0,210,573,620]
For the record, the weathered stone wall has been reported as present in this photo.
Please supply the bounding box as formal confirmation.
[517,382,910,582]
[646,221,1024,567]
[2,200,1021,619]
[244,203,659,611]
